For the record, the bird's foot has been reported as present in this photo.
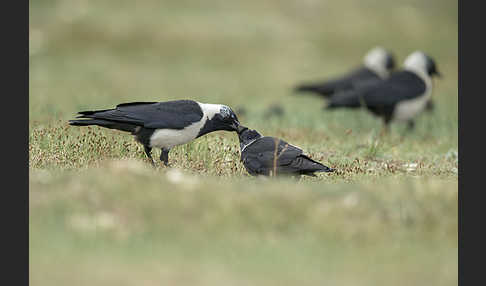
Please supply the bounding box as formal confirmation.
[160,149,170,168]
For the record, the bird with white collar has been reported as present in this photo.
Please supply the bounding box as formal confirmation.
[69,100,245,166]
[326,51,441,132]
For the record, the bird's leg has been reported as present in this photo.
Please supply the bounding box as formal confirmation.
[160,148,170,166]
[406,120,415,131]
[425,100,435,112]
[144,146,155,167]
[380,117,391,137]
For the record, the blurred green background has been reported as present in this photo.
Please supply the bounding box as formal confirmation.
[29,0,457,285]
[29,0,457,123]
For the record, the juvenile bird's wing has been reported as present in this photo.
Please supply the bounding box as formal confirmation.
[75,100,204,130]
[241,137,333,176]
[278,154,333,176]
[241,137,303,175]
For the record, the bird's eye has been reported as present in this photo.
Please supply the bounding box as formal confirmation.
[220,106,233,119]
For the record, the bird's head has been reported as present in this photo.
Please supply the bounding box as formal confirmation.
[404,51,442,78]
[198,104,243,136]
[215,105,242,131]
[237,127,263,150]
[363,46,396,77]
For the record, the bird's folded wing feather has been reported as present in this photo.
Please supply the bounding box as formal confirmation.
[298,67,377,94]
[78,100,204,130]
[330,71,426,107]
[244,137,303,167]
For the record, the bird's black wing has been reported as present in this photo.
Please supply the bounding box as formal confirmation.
[350,76,383,90]
[277,154,333,176]
[295,67,380,96]
[76,100,204,130]
[328,71,426,108]
[242,137,303,174]
[242,137,334,176]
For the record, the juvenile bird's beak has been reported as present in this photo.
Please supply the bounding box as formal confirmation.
[434,70,442,78]
[236,124,247,134]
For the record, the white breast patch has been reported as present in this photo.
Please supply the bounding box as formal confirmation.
[392,91,431,121]
[392,67,433,122]
[149,102,214,149]
[149,119,207,149]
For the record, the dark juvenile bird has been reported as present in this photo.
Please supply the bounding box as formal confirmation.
[237,127,334,177]
[326,51,441,131]
[294,46,396,98]
[69,100,244,166]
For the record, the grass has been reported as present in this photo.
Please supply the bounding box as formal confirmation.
[29,0,457,285]
[30,166,457,286]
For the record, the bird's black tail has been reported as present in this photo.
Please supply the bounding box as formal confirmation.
[325,102,361,109]
[69,105,144,133]
[325,102,339,109]
[325,90,363,110]
[294,84,333,97]
[68,119,137,133]
[294,85,316,93]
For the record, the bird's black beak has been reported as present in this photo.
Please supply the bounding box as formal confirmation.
[231,121,244,133]
[433,70,442,78]
[236,124,247,134]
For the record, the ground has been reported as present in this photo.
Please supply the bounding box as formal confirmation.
[30,0,457,285]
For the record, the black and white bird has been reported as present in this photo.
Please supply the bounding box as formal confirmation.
[294,46,396,98]
[237,127,334,177]
[69,100,244,166]
[326,51,441,131]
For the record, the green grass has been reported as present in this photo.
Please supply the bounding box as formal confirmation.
[30,166,457,286]
[30,0,457,285]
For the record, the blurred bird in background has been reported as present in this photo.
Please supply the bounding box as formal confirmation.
[294,46,396,98]
[326,51,441,132]
[69,100,243,166]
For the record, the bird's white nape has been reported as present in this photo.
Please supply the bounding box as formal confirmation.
[363,46,391,78]
[198,102,225,120]
[148,102,230,150]
[393,51,434,121]
[403,51,431,82]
